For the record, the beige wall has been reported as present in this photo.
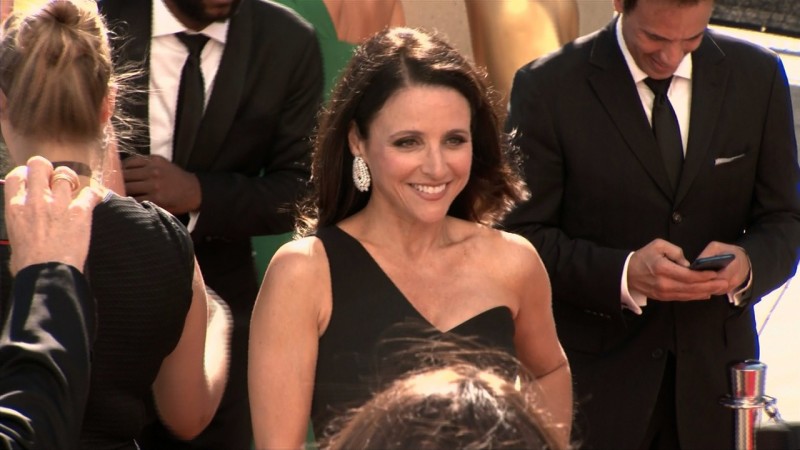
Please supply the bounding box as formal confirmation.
[403,0,474,59]
[579,0,615,35]
[2,0,615,56]
[402,0,615,62]
[401,0,613,104]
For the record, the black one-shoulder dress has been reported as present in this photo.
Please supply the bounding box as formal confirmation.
[311,226,517,438]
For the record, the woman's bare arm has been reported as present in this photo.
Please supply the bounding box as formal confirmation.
[508,234,573,448]
[152,260,232,440]
[250,238,328,449]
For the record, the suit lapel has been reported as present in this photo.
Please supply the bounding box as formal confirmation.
[675,33,728,204]
[184,0,253,170]
[588,21,675,200]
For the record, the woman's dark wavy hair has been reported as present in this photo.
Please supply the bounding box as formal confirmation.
[320,357,564,450]
[295,27,529,237]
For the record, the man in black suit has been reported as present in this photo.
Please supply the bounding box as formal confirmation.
[503,0,800,448]
[98,0,323,448]
[1,156,101,449]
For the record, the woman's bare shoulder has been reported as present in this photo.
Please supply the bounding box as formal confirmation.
[479,227,548,279]
[263,236,330,289]
[257,236,333,332]
[475,226,537,254]
[449,220,536,256]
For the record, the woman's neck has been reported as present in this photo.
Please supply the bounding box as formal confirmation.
[342,206,458,260]
[15,138,99,188]
[21,140,93,165]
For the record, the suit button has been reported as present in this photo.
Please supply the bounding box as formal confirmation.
[651,348,664,359]
[671,212,683,224]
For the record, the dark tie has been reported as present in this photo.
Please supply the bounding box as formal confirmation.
[173,32,210,167]
[644,76,683,192]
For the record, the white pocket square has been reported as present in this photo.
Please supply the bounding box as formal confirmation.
[714,154,746,166]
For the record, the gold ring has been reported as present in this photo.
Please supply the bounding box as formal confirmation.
[50,171,79,192]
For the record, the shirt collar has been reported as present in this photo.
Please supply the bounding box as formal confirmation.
[153,0,229,44]
[615,15,692,84]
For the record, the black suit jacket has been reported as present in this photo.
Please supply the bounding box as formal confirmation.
[99,0,323,318]
[504,20,800,449]
[0,263,94,450]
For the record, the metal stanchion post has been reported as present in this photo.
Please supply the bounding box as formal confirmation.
[720,360,777,450]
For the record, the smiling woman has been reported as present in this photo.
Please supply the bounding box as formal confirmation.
[248,27,573,450]
[346,85,473,225]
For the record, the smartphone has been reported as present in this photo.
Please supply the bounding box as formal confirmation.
[689,253,735,271]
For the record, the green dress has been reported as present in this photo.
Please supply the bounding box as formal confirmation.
[251,0,357,280]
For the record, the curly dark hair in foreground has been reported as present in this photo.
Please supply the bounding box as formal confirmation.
[321,362,563,450]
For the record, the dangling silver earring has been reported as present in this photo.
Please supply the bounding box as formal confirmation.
[352,156,371,192]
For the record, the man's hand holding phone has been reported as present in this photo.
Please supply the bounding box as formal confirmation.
[691,243,751,298]
[628,240,750,301]
[689,253,735,271]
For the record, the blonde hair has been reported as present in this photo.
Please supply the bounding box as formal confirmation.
[0,0,112,144]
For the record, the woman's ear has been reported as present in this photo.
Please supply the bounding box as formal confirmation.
[0,89,8,121]
[99,86,117,124]
[348,122,365,158]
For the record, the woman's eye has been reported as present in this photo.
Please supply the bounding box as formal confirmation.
[393,138,419,148]
[445,135,468,147]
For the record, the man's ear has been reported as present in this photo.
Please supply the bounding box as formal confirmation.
[348,122,365,159]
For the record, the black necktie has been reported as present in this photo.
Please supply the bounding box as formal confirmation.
[173,32,209,167]
[644,77,683,192]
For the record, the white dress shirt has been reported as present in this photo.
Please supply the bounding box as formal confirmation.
[614,17,751,313]
[149,0,229,230]
[615,17,692,314]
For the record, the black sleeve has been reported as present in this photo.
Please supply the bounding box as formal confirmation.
[0,263,94,450]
